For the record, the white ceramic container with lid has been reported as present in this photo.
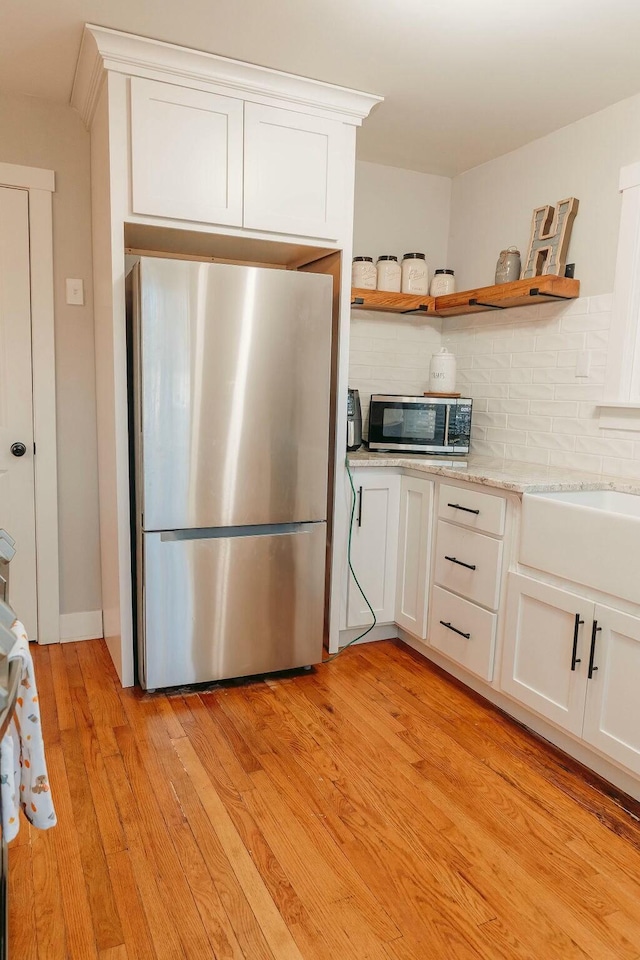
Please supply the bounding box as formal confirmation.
[401,253,428,295]
[352,257,377,289]
[376,255,401,292]
[430,269,455,296]
[428,347,457,394]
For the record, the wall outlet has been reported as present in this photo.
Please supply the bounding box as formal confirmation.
[575,350,591,378]
[65,278,84,306]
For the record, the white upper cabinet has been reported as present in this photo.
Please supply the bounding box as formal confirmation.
[243,103,346,240]
[130,78,244,226]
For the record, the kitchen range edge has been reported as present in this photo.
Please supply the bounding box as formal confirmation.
[342,451,640,801]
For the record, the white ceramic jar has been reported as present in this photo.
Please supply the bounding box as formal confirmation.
[430,269,455,297]
[376,255,401,292]
[352,257,377,290]
[401,253,428,295]
[428,347,457,394]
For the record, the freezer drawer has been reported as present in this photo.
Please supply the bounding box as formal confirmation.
[140,522,326,689]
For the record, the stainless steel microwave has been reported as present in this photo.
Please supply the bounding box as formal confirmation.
[368,395,472,454]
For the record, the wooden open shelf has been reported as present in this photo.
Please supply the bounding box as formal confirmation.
[351,275,579,319]
[350,287,436,316]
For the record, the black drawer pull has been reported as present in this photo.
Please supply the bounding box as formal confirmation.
[439,620,471,639]
[447,502,480,515]
[357,486,363,527]
[444,555,476,571]
[588,620,601,679]
[571,613,584,671]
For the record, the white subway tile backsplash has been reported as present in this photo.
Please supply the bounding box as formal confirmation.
[487,399,530,415]
[527,431,576,451]
[529,401,579,417]
[508,415,552,432]
[512,351,558,368]
[490,368,534,383]
[504,443,550,465]
[534,332,586,352]
[350,292,640,479]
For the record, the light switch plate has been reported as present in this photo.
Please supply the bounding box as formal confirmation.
[65,278,84,306]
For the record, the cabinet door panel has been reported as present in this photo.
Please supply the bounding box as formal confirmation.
[583,605,640,775]
[429,586,497,681]
[395,476,433,639]
[130,77,243,225]
[347,473,400,627]
[500,574,591,735]
[243,103,345,239]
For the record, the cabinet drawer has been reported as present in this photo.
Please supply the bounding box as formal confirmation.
[434,520,503,610]
[438,483,506,536]
[429,586,497,681]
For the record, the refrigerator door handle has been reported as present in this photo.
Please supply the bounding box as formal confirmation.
[159,522,322,542]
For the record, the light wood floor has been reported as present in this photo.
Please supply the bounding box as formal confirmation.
[10,638,640,960]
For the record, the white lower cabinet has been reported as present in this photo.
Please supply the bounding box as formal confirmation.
[395,476,433,639]
[430,585,497,681]
[502,573,640,776]
[346,471,400,628]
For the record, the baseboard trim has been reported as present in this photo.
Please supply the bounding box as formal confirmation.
[59,610,104,643]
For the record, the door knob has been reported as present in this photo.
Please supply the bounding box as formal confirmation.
[10,442,27,457]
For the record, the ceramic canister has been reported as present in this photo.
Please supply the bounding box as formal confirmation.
[428,347,457,394]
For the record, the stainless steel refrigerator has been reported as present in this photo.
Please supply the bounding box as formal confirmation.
[129,257,332,689]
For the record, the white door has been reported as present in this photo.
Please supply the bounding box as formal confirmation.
[243,102,346,239]
[0,187,37,636]
[582,604,640,775]
[395,475,433,639]
[130,77,244,226]
[500,574,591,736]
[347,471,400,627]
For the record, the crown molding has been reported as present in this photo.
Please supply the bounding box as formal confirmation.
[71,24,382,128]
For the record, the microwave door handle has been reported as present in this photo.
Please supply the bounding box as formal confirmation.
[444,403,451,444]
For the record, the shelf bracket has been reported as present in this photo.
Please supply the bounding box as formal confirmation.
[529,288,573,301]
[469,298,506,311]
[351,297,365,306]
[401,304,430,315]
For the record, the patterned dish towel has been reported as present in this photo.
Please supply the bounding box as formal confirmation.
[1,620,56,841]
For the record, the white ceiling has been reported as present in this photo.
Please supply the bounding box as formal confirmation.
[3,0,640,175]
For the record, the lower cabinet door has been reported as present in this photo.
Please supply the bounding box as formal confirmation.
[395,476,433,639]
[582,604,640,775]
[347,472,401,627]
[429,586,497,681]
[500,574,591,735]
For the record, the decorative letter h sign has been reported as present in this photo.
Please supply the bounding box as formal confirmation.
[523,197,579,279]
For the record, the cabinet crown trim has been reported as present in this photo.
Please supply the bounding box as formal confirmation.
[71,24,383,128]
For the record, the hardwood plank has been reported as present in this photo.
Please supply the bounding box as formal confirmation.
[99,947,129,960]
[106,849,158,960]
[46,740,99,959]
[172,735,305,960]
[30,827,68,960]
[8,844,38,960]
[76,725,127,856]
[76,639,127,728]
[48,642,75,731]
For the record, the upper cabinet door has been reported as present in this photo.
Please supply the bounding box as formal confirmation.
[130,77,243,226]
[243,103,346,240]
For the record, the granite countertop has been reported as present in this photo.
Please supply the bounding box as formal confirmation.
[347,450,640,495]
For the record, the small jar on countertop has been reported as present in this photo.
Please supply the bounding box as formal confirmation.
[376,255,401,292]
[401,252,429,295]
[352,256,377,290]
[430,269,455,297]
[495,246,521,285]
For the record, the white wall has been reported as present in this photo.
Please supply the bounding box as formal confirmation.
[449,91,640,298]
[442,90,640,481]
[350,161,451,433]
[0,92,102,619]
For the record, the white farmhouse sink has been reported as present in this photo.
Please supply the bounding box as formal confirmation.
[520,489,640,603]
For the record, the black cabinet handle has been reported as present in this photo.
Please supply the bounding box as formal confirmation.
[444,555,476,571]
[439,620,471,639]
[447,502,480,515]
[571,613,584,671]
[357,486,363,527]
[588,620,601,679]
